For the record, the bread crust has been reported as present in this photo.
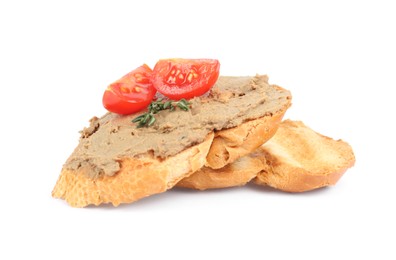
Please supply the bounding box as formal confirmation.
[205,88,290,170]
[177,150,266,190]
[255,120,355,192]
[52,132,214,207]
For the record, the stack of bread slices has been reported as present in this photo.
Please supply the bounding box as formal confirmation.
[52,75,355,207]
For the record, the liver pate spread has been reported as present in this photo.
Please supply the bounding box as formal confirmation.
[64,75,291,178]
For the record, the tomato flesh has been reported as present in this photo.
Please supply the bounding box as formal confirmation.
[102,64,156,115]
[152,59,220,100]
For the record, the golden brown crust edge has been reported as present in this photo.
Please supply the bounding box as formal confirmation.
[177,150,266,190]
[52,132,214,207]
[255,161,351,192]
[254,120,356,192]
[205,89,291,170]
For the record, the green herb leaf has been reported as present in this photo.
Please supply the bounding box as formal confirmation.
[131,114,145,123]
[141,113,150,124]
[131,99,192,128]
[148,115,156,126]
[163,101,171,109]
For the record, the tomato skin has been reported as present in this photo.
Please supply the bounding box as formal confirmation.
[102,64,156,115]
[152,59,220,100]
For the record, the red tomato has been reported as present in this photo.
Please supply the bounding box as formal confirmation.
[102,64,156,115]
[152,59,220,100]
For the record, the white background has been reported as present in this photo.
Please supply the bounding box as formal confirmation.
[1,0,395,259]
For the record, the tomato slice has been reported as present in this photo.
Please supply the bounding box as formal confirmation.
[102,64,156,115]
[152,59,220,100]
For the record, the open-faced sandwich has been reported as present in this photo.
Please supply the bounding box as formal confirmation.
[52,58,354,207]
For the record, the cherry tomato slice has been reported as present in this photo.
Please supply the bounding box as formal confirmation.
[102,64,156,115]
[152,59,220,100]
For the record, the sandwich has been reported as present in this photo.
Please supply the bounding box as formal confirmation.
[52,59,292,207]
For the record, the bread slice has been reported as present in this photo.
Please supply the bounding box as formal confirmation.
[51,109,288,207]
[52,75,291,207]
[52,132,213,207]
[52,107,288,207]
[177,120,355,192]
[255,120,355,192]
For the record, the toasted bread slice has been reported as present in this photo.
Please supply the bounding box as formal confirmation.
[255,120,355,192]
[52,132,213,207]
[177,120,355,192]
[52,107,288,207]
[52,75,291,207]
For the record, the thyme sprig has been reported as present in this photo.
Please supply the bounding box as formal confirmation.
[132,98,191,128]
